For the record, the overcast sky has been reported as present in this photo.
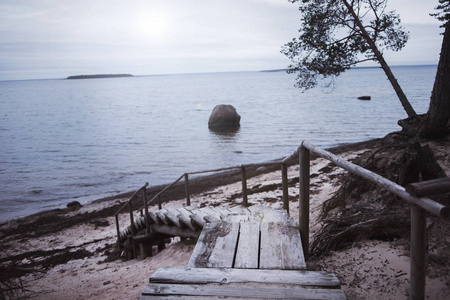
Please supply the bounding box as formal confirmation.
[0,0,444,81]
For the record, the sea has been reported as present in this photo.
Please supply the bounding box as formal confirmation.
[0,65,437,222]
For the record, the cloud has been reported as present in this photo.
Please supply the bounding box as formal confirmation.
[0,0,444,80]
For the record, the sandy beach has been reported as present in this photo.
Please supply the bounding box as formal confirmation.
[1,136,449,299]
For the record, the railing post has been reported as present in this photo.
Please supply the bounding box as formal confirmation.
[129,201,135,235]
[115,214,121,247]
[299,144,310,260]
[281,162,289,214]
[185,173,191,206]
[158,195,162,210]
[143,184,150,235]
[241,165,248,207]
[410,205,427,300]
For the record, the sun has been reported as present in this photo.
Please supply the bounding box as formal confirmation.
[136,11,169,41]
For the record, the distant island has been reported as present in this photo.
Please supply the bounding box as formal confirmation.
[66,74,133,80]
[260,69,288,73]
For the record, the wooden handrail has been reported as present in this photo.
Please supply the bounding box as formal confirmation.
[114,182,149,216]
[406,177,450,197]
[301,141,449,218]
[300,140,449,300]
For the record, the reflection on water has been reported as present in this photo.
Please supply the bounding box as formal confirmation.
[209,126,240,139]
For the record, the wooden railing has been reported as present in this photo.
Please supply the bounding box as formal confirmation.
[115,140,449,300]
[136,148,300,215]
[299,141,449,300]
[114,150,298,248]
[114,182,149,251]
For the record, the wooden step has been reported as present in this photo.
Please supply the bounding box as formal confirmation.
[141,267,346,299]
[150,267,341,287]
[188,220,306,270]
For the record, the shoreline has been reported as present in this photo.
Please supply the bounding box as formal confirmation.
[1,137,385,227]
[2,134,449,299]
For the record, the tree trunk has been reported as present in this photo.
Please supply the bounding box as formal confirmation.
[342,0,417,118]
[421,21,450,138]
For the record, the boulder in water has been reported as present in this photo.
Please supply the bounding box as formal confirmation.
[208,104,241,129]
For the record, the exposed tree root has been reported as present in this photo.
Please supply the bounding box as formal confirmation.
[312,134,447,257]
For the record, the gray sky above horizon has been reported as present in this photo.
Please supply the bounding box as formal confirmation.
[0,0,444,81]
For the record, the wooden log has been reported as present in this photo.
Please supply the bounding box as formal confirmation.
[143,185,150,235]
[141,282,346,299]
[410,205,427,300]
[406,177,450,197]
[148,211,160,225]
[302,141,449,218]
[282,163,290,214]
[115,214,121,247]
[155,209,170,225]
[185,173,191,206]
[234,221,260,269]
[176,207,198,231]
[299,144,310,260]
[164,208,183,228]
[150,267,341,287]
[190,214,206,227]
[241,166,248,206]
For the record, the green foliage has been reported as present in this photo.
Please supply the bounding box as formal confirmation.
[430,0,450,27]
[281,0,409,90]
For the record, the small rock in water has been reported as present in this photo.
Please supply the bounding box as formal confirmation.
[67,201,82,210]
[234,150,243,154]
[357,96,371,100]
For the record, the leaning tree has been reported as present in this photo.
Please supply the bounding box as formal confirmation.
[281,0,416,117]
[282,0,449,256]
[421,0,450,138]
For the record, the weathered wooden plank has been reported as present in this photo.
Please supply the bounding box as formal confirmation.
[208,222,240,268]
[155,209,170,225]
[190,212,207,227]
[248,205,293,224]
[175,207,197,231]
[260,222,306,270]
[188,222,239,268]
[148,211,161,225]
[406,177,450,197]
[201,206,224,221]
[187,222,220,268]
[164,208,182,228]
[208,206,228,217]
[140,296,231,300]
[142,282,346,299]
[234,221,260,269]
[150,267,341,287]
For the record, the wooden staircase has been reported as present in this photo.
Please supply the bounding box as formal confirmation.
[131,205,346,299]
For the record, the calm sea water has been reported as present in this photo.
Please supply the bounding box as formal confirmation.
[0,66,436,221]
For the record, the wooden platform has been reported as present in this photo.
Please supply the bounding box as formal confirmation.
[188,220,306,270]
[138,205,346,299]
